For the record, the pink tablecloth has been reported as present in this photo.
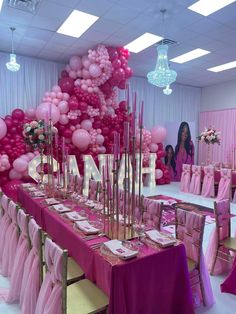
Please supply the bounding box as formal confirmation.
[17,187,194,314]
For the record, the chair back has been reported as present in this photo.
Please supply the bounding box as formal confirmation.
[216,168,232,201]
[175,208,186,241]
[180,164,191,192]
[1,194,9,212]
[35,237,67,314]
[20,218,43,313]
[189,165,201,195]
[88,179,99,201]
[214,199,231,243]
[142,197,163,230]
[201,165,215,197]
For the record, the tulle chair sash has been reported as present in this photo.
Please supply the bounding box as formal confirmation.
[180,164,191,192]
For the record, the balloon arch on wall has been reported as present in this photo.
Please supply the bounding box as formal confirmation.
[0,44,170,194]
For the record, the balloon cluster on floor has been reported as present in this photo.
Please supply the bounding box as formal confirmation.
[0,44,170,189]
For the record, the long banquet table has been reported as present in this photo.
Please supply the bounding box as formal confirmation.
[17,186,194,314]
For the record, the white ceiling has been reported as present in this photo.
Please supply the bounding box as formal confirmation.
[1,0,236,87]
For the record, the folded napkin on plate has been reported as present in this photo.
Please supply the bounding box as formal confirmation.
[85,200,95,207]
[22,183,34,188]
[104,239,138,260]
[145,230,176,247]
[45,198,60,205]
[64,211,87,221]
[27,186,38,192]
[51,204,71,213]
[114,214,131,226]
[75,220,100,234]
[31,191,46,197]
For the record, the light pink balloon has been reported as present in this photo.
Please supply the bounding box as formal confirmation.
[26,152,35,159]
[149,143,158,153]
[81,119,92,131]
[69,56,82,71]
[36,102,60,124]
[151,126,167,144]
[99,146,106,154]
[52,98,59,105]
[69,70,77,79]
[57,92,63,99]
[96,134,104,145]
[59,114,69,125]
[13,158,28,172]
[72,129,91,150]
[50,92,56,98]
[0,118,7,140]
[65,65,71,72]
[25,107,36,119]
[20,155,30,162]
[82,56,91,69]
[155,169,163,180]
[63,93,70,101]
[89,63,102,78]
[82,69,91,79]
[58,101,69,114]
[52,85,61,93]
[9,169,23,180]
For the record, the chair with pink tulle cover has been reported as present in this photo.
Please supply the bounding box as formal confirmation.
[20,218,43,314]
[201,166,215,198]
[142,197,163,230]
[216,168,232,201]
[7,209,30,304]
[175,208,214,307]
[205,199,236,276]
[180,164,191,193]
[1,201,19,277]
[88,179,100,201]
[77,176,83,195]
[0,194,10,266]
[35,237,108,314]
[189,165,202,195]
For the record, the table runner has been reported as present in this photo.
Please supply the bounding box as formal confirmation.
[17,186,194,314]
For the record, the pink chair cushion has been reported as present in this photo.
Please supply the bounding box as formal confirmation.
[216,168,232,201]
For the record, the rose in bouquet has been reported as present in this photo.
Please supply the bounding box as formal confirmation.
[197,127,220,145]
[23,120,47,149]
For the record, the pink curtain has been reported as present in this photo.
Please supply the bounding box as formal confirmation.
[199,109,236,165]
[0,195,10,266]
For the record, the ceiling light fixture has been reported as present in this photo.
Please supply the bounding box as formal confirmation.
[6,27,20,72]
[57,10,99,38]
[124,33,163,53]
[147,9,177,94]
[170,48,210,63]
[188,0,236,16]
[0,0,4,11]
[207,60,236,72]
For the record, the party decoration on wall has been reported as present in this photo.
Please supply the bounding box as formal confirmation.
[0,43,170,192]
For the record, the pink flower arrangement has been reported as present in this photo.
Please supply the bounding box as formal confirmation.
[197,127,220,145]
[23,120,47,149]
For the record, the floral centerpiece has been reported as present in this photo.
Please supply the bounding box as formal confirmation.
[23,120,47,149]
[197,127,220,145]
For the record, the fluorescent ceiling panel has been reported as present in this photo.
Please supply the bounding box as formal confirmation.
[188,0,236,16]
[57,10,99,38]
[124,33,163,53]
[170,48,210,63]
[208,60,236,72]
[0,0,3,11]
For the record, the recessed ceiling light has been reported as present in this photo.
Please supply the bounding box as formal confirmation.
[124,33,163,53]
[207,60,236,72]
[0,0,3,11]
[57,10,99,38]
[170,48,210,63]
[188,0,236,16]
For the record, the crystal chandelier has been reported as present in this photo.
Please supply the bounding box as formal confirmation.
[6,27,20,72]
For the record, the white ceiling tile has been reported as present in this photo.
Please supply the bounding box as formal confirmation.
[37,1,73,20]
[74,0,115,16]
[102,4,140,24]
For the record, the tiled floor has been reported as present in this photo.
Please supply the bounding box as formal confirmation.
[0,182,235,313]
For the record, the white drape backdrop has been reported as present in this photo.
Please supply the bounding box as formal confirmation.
[0,52,64,116]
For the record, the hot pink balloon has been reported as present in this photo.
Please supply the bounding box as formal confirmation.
[0,118,7,140]
[25,107,36,119]
[69,56,82,71]
[155,169,163,180]
[13,157,28,172]
[72,129,91,150]
[81,119,92,131]
[89,63,102,78]
[36,102,60,124]
[149,143,158,153]
[58,101,69,114]
[151,126,167,144]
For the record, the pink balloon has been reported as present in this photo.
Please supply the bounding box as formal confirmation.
[149,143,158,153]
[151,126,167,144]
[82,69,91,79]
[12,109,25,121]
[69,56,82,71]
[36,102,60,124]
[20,155,30,161]
[26,152,35,159]
[72,129,91,150]
[99,146,106,154]
[58,101,69,114]
[25,107,36,119]
[59,114,69,125]
[63,93,70,101]
[89,63,102,78]
[69,70,77,79]
[96,134,104,145]
[52,85,61,93]
[52,98,59,105]
[0,118,7,140]
[57,92,63,99]
[82,56,91,69]
[13,157,28,172]
[50,92,56,98]
[81,119,92,131]
[9,169,23,180]
[155,169,163,179]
